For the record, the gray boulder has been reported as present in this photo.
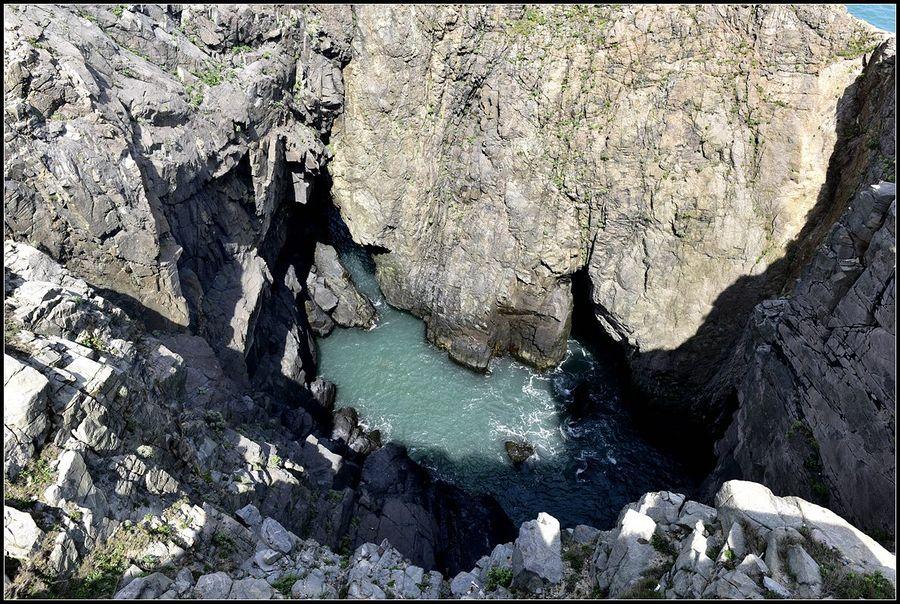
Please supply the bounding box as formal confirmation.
[3,507,43,560]
[511,512,562,591]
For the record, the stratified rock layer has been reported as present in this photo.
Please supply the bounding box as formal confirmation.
[712,182,896,540]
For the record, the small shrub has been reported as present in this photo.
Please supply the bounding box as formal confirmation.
[832,571,895,599]
[651,533,677,558]
[272,573,300,596]
[78,331,107,352]
[484,566,513,591]
[563,545,589,573]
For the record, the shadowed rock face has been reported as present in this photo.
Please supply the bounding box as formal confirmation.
[712,182,896,540]
[707,40,896,541]
[3,4,355,395]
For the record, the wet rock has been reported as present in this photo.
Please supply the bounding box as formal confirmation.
[332,407,360,443]
[310,377,337,411]
[504,440,535,465]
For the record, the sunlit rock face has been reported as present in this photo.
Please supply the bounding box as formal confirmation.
[330,4,886,422]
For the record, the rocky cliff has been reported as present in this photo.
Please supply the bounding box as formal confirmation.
[707,37,896,541]
[3,240,513,598]
[3,3,897,600]
[329,4,888,425]
[711,182,896,540]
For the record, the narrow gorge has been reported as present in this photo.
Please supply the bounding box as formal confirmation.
[3,4,896,601]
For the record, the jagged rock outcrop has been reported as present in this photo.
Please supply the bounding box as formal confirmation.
[710,181,896,540]
[330,4,887,417]
[305,242,377,336]
[2,4,359,401]
[2,242,513,598]
[13,480,886,600]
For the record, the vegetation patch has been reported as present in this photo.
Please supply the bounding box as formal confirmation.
[563,542,593,573]
[5,447,59,504]
[651,533,678,558]
[484,566,514,591]
[831,570,895,599]
[787,420,829,502]
[78,331,107,352]
[272,572,300,596]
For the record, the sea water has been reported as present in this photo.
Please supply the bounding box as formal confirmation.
[847,4,896,33]
[317,237,696,528]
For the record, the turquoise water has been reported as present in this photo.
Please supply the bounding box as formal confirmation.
[317,223,695,528]
[847,4,896,32]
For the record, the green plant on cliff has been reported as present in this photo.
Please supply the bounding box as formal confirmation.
[832,570,894,599]
[787,420,829,502]
[78,331,107,352]
[485,566,513,591]
[272,573,300,596]
[836,31,879,59]
[651,533,678,558]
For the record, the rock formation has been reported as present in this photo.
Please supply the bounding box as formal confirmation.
[707,38,896,541]
[329,4,888,423]
[3,3,896,600]
[711,183,896,539]
[2,241,513,598]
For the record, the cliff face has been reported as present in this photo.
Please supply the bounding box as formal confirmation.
[2,4,515,585]
[330,5,883,419]
[3,4,356,396]
[3,4,897,597]
[708,40,896,541]
[712,183,895,538]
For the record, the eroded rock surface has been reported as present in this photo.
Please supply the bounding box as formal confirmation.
[2,241,513,598]
[330,4,886,412]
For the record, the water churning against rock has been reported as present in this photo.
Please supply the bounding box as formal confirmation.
[317,240,697,528]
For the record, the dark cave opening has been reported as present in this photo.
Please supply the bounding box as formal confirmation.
[567,267,716,480]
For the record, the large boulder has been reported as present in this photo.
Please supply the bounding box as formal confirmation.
[3,354,50,478]
[3,507,43,560]
[594,508,668,597]
[511,512,563,591]
[715,480,896,583]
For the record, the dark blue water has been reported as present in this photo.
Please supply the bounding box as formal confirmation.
[847,4,896,32]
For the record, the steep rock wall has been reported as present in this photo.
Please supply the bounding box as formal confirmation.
[330,4,885,418]
[708,39,895,540]
[3,4,356,397]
